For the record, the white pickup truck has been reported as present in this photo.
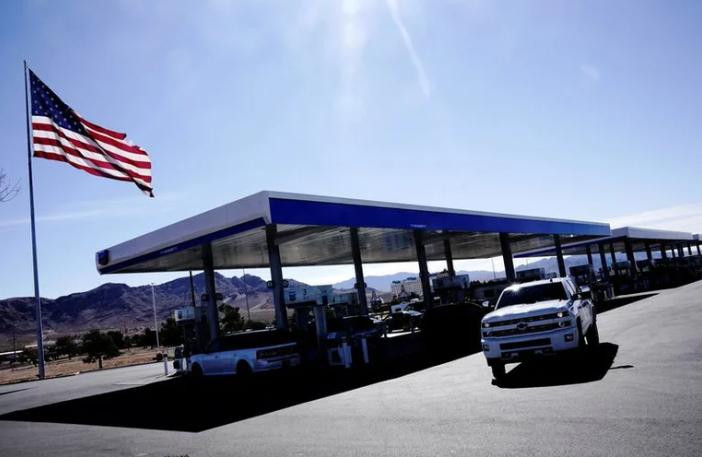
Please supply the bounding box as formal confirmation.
[481,277,599,381]
[188,330,300,377]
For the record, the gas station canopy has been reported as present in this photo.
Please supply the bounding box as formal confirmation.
[96,191,611,274]
[514,226,694,258]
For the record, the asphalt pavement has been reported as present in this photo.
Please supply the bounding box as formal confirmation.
[1,281,700,457]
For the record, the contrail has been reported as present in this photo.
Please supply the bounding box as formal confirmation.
[386,0,431,98]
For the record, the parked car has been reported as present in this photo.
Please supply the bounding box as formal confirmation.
[327,315,386,340]
[383,306,423,333]
[188,330,300,377]
[421,302,488,354]
[481,277,599,381]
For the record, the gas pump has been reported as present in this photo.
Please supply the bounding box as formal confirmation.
[431,272,470,304]
[515,268,546,283]
[171,306,201,372]
[569,264,595,288]
[569,264,613,303]
[612,261,635,294]
[369,290,384,312]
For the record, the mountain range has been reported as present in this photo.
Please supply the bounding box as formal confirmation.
[331,253,633,291]
[0,273,276,346]
[1,253,631,347]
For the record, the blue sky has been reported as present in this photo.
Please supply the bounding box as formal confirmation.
[1,0,701,299]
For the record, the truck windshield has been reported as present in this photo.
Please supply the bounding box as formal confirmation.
[496,283,568,309]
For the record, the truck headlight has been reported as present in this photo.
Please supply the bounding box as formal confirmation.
[482,322,490,328]
[556,311,567,318]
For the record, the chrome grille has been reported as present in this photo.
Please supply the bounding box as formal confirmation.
[490,313,559,327]
[488,322,561,337]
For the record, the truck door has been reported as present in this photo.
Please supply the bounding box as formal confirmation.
[202,340,222,375]
[216,339,237,375]
[567,279,592,331]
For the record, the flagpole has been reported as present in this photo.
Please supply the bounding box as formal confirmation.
[23,60,46,379]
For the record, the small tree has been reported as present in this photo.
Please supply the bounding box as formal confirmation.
[106,330,127,349]
[54,336,79,359]
[131,328,156,348]
[82,330,120,369]
[160,317,183,347]
[219,304,245,333]
[142,328,156,348]
[19,347,38,366]
[0,169,19,202]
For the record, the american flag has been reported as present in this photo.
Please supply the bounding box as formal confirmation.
[29,69,153,197]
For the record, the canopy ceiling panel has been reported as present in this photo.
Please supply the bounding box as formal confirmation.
[97,191,610,274]
[515,227,694,258]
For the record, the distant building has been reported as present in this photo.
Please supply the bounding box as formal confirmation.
[471,279,510,306]
[516,268,546,282]
[391,276,423,297]
[431,272,470,290]
[284,283,357,306]
[391,281,401,296]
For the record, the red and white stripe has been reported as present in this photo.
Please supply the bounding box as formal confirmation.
[31,114,153,196]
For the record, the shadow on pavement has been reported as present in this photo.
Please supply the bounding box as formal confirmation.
[597,293,658,314]
[0,293,651,431]
[0,388,30,397]
[495,343,620,389]
[0,334,470,433]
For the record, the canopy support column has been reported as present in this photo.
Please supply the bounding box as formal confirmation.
[414,230,433,309]
[598,243,609,279]
[500,233,515,282]
[609,243,617,275]
[350,227,368,315]
[444,238,456,278]
[660,242,668,259]
[625,238,637,275]
[202,243,219,343]
[266,225,288,330]
[554,234,566,277]
[645,242,653,261]
[687,243,692,256]
[697,242,701,256]
[586,245,593,266]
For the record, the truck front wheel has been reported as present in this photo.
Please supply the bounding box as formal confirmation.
[586,321,600,347]
[236,360,253,378]
[491,363,506,381]
[577,320,586,351]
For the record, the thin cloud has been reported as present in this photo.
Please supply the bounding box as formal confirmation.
[0,191,184,230]
[580,63,600,82]
[335,0,369,119]
[609,203,702,234]
[386,0,431,98]
[0,208,107,229]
